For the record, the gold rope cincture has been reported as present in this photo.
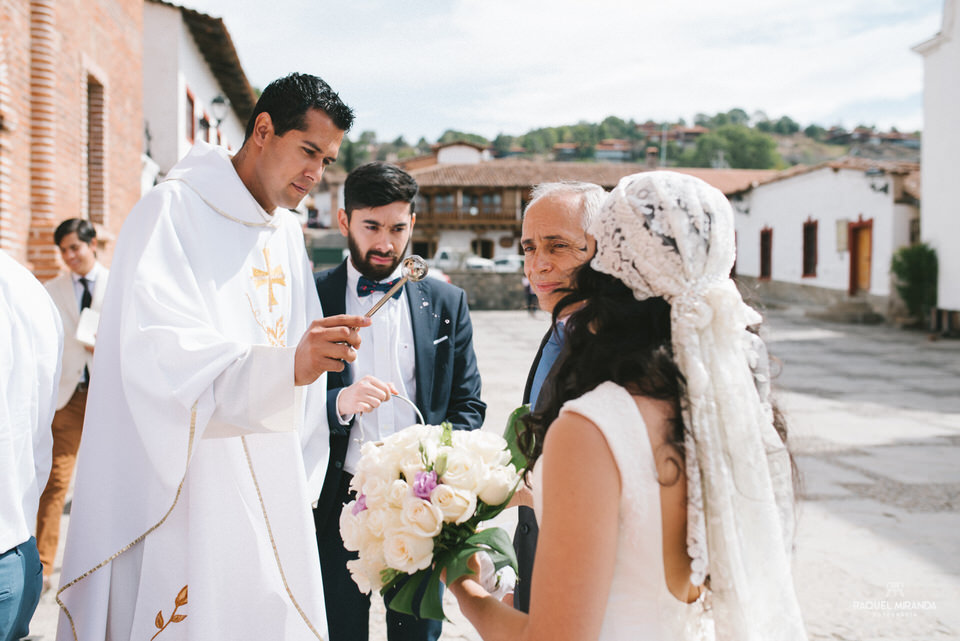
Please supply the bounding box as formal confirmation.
[165,177,275,228]
[240,436,326,640]
[57,403,199,641]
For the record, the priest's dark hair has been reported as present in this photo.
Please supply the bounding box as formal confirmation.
[343,161,419,219]
[54,218,97,247]
[243,72,355,141]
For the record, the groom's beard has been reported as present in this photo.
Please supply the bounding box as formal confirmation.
[348,235,409,282]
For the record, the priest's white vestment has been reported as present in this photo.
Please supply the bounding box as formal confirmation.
[56,141,331,641]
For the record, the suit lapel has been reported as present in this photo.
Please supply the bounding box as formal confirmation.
[523,329,552,405]
[52,274,81,325]
[316,261,350,386]
[406,279,437,415]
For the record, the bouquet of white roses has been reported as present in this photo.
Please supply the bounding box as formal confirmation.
[340,422,521,620]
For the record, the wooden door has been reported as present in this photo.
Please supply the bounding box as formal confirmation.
[848,218,873,295]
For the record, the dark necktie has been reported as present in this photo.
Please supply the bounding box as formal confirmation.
[529,321,565,410]
[357,276,402,300]
[79,277,92,384]
[79,277,92,310]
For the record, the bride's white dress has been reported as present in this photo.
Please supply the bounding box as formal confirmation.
[532,381,713,641]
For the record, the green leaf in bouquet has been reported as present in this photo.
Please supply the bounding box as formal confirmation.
[465,527,518,573]
[384,569,427,618]
[503,404,530,473]
[444,544,484,587]
[418,566,447,621]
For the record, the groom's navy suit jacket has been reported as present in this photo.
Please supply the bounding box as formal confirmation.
[312,260,486,527]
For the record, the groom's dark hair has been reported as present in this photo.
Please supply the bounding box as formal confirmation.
[343,162,419,219]
[244,73,354,141]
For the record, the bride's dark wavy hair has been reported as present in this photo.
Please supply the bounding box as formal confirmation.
[517,264,790,487]
[518,264,686,478]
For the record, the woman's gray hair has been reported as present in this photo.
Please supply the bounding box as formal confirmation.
[526,181,606,230]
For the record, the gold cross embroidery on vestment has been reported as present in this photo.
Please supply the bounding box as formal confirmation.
[251,247,286,311]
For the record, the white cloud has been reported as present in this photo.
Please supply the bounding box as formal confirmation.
[177,0,942,140]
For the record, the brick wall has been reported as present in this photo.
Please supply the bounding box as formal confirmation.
[0,0,142,276]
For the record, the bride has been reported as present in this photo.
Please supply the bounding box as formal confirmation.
[446,171,808,640]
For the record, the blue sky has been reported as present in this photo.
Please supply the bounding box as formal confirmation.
[178,0,944,142]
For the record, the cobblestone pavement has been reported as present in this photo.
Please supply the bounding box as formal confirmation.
[28,308,960,640]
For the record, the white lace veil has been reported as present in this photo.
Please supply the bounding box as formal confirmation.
[589,171,807,641]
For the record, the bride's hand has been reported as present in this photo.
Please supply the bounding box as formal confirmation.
[507,483,533,509]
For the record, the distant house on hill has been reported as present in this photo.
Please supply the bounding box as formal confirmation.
[552,142,578,161]
[594,138,632,162]
[732,158,920,318]
[143,0,256,184]
[914,0,959,330]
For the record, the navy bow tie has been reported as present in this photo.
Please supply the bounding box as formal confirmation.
[357,276,402,299]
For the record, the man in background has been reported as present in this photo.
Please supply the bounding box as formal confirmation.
[0,250,62,641]
[513,181,605,612]
[313,161,485,641]
[37,218,109,592]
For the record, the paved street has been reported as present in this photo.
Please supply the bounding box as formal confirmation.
[29,308,960,640]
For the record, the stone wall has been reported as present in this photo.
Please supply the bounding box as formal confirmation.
[735,275,893,315]
[445,271,528,311]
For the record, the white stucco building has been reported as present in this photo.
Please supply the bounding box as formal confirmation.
[142,0,255,185]
[733,159,920,313]
[914,0,959,320]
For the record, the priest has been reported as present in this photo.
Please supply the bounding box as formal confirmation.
[56,73,368,641]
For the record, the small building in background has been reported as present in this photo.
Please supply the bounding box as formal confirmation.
[732,158,920,319]
[143,0,256,187]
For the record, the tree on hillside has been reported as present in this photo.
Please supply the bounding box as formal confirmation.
[804,124,826,141]
[416,137,432,155]
[437,129,489,146]
[726,108,750,126]
[681,124,781,169]
[773,115,800,135]
[492,133,516,156]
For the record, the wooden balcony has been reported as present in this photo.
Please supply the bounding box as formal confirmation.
[416,206,521,230]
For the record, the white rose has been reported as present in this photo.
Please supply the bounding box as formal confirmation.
[362,504,401,540]
[383,530,435,574]
[397,441,431,484]
[339,502,364,552]
[384,479,410,508]
[346,556,387,595]
[440,448,485,493]
[401,494,444,538]
[384,424,436,450]
[453,430,511,467]
[430,484,477,524]
[477,465,519,507]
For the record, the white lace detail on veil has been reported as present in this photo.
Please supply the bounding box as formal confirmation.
[588,171,807,641]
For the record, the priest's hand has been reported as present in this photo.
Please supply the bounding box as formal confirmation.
[294,314,371,385]
[338,375,399,416]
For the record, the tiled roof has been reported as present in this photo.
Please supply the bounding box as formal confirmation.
[148,0,257,123]
[409,159,777,195]
[754,157,921,188]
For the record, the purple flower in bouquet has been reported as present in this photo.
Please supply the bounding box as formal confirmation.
[352,494,367,516]
[412,470,438,500]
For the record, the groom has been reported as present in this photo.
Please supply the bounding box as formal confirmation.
[313,161,486,641]
[514,181,605,612]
